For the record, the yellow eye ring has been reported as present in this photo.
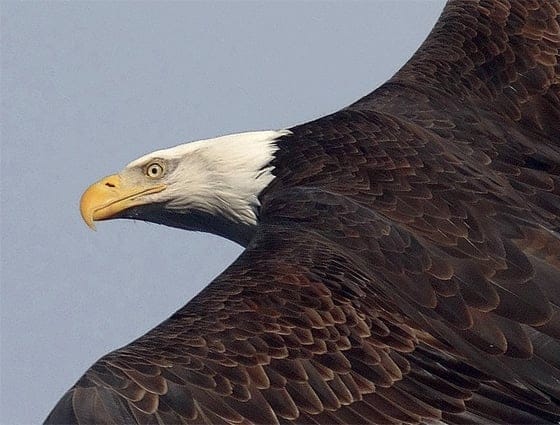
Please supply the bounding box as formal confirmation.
[146,162,164,178]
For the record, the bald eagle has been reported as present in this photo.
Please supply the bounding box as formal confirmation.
[46,1,560,424]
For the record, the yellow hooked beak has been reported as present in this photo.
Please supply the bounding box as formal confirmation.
[79,174,166,230]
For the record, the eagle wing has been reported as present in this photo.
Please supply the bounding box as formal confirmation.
[46,0,560,424]
[43,194,560,424]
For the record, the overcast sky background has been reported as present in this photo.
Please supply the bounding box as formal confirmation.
[1,1,446,423]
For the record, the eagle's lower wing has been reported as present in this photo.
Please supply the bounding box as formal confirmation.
[45,188,560,424]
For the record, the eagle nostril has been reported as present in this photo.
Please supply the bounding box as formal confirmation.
[105,182,115,188]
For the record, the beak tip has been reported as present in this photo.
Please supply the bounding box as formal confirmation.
[81,213,97,231]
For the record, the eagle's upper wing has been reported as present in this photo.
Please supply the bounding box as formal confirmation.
[352,0,560,132]
[46,0,560,424]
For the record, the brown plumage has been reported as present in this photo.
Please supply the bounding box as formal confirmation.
[46,0,560,424]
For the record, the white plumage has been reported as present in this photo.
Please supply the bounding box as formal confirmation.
[124,130,291,226]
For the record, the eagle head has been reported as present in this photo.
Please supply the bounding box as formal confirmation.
[79,130,290,245]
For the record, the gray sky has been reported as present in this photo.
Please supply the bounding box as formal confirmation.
[1,1,445,423]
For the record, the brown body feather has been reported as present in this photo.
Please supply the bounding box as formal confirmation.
[46,1,560,424]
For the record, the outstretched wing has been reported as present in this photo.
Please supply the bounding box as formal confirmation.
[46,187,560,424]
[353,0,560,133]
[47,0,560,424]
[353,0,560,228]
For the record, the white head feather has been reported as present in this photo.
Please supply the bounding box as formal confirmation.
[125,130,291,226]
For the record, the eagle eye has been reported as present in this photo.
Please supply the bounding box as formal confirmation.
[146,162,164,178]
